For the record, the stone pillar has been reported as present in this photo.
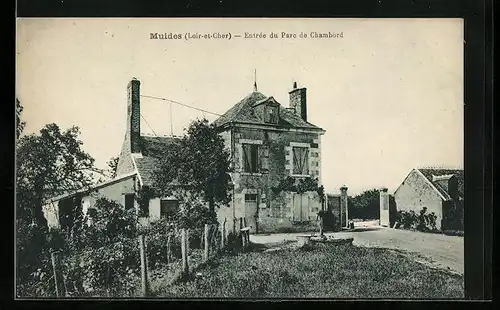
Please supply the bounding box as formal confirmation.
[379,188,389,227]
[340,185,348,228]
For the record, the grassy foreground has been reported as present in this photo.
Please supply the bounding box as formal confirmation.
[153,243,464,299]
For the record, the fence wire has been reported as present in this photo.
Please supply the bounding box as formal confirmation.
[48,220,228,298]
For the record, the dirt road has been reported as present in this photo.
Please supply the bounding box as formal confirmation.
[250,226,464,275]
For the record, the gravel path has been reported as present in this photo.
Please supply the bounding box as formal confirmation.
[250,225,464,275]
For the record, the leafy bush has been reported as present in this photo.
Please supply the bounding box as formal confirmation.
[16,219,54,297]
[321,212,338,232]
[19,194,225,297]
[175,198,218,229]
[348,189,380,220]
[58,198,142,296]
[394,207,437,232]
[143,218,182,269]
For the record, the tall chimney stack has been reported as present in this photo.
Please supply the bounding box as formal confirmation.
[127,78,141,153]
[289,82,307,122]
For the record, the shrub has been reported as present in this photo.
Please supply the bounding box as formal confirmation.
[394,207,437,232]
[58,198,142,296]
[144,219,182,269]
[16,219,54,297]
[322,212,338,232]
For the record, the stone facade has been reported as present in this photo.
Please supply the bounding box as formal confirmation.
[393,169,443,228]
[392,168,463,230]
[214,82,326,234]
[225,127,324,233]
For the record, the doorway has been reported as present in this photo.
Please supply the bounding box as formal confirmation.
[292,193,310,222]
[245,193,258,233]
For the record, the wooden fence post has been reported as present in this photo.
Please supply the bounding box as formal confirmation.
[204,224,209,262]
[220,219,226,250]
[166,233,171,265]
[50,250,64,298]
[138,234,149,297]
[181,228,189,275]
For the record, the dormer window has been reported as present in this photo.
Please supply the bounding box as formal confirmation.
[252,96,280,124]
[265,104,279,124]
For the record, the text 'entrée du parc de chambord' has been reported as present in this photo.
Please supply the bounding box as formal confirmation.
[150,31,344,41]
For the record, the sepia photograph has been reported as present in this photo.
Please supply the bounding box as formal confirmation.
[15,18,465,299]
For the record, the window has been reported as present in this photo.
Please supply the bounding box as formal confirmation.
[265,105,278,124]
[160,199,179,218]
[245,194,257,202]
[124,194,135,210]
[292,147,309,175]
[139,199,150,217]
[242,144,259,173]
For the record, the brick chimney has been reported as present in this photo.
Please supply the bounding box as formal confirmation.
[127,78,141,153]
[289,82,307,122]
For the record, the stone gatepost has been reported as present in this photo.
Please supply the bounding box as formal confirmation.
[340,185,348,228]
[379,187,390,227]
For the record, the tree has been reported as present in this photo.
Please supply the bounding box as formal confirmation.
[106,156,119,179]
[152,118,232,212]
[349,189,380,220]
[16,123,102,227]
[16,98,26,139]
[16,122,103,295]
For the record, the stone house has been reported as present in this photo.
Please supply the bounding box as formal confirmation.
[43,78,326,234]
[213,82,326,233]
[381,167,464,231]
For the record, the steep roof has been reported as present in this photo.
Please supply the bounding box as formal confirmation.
[135,135,180,186]
[213,91,324,131]
[44,171,137,204]
[417,168,464,200]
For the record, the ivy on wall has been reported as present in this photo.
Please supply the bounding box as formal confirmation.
[271,176,325,205]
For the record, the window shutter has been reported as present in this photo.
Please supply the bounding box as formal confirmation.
[260,146,269,171]
[251,145,258,172]
[302,148,309,175]
[242,144,251,172]
[292,147,309,175]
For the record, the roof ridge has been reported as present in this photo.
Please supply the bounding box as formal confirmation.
[416,165,463,171]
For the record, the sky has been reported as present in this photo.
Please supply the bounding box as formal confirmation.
[16,18,464,195]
